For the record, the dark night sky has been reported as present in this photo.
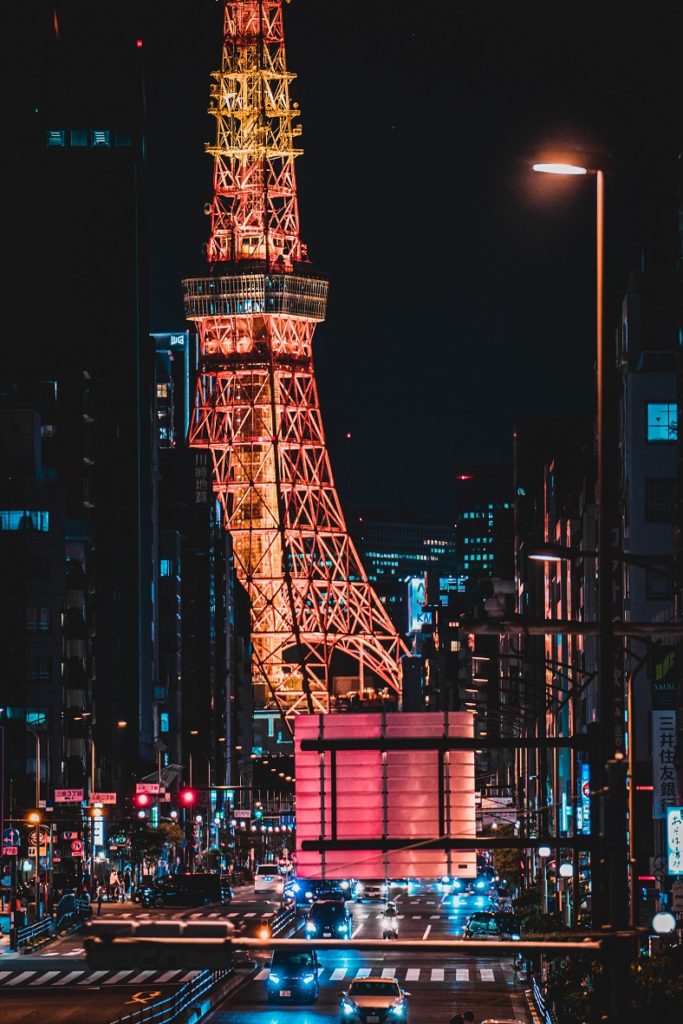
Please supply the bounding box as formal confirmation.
[143,1,683,518]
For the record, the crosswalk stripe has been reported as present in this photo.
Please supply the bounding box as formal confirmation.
[480,968,495,981]
[157,970,183,984]
[129,970,157,984]
[78,971,108,984]
[228,911,240,917]
[456,968,469,981]
[411,915,420,919]
[178,971,200,983]
[355,968,371,978]
[0,972,15,983]
[398,914,405,919]
[208,912,219,918]
[104,970,134,985]
[406,969,420,982]
[430,968,444,981]
[54,971,84,986]
[190,912,202,918]
[244,912,256,917]
[331,968,347,981]
[7,972,36,986]
[381,968,396,978]
[30,971,62,986]
[255,969,270,981]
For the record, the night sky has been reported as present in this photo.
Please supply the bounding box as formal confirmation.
[143,1,683,518]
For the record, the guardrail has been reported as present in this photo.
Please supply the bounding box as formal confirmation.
[108,968,234,1024]
[15,914,52,949]
[532,974,557,1024]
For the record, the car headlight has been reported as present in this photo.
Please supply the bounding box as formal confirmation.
[342,1002,355,1016]
[337,924,348,933]
[268,974,281,985]
[305,921,317,933]
[476,880,485,889]
[441,875,450,884]
[291,883,300,893]
[302,973,316,984]
[389,1003,406,1015]
[453,879,462,889]
[355,883,364,892]
[340,880,349,890]
[305,891,313,899]
[511,933,521,940]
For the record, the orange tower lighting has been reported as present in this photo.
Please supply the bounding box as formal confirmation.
[184,0,407,723]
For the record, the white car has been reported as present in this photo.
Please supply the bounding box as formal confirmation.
[254,864,283,894]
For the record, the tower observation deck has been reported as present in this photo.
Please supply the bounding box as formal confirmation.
[184,0,407,723]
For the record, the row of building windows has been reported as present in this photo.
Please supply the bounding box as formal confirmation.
[462,537,492,544]
[47,129,132,148]
[0,510,50,531]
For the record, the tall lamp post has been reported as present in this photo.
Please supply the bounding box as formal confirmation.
[532,150,627,932]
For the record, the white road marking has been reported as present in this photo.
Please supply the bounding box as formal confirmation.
[355,968,371,978]
[78,971,108,984]
[30,971,62,986]
[430,968,444,981]
[228,912,240,917]
[244,912,256,917]
[7,972,36,986]
[104,970,134,985]
[129,970,157,984]
[190,912,202,918]
[430,914,439,919]
[412,915,421,919]
[41,952,60,957]
[331,968,347,980]
[352,922,364,938]
[480,968,495,981]
[178,971,200,983]
[157,970,183,983]
[54,971,85,986]
[406,969,420,981]
[422,925,432,940]
[426,901,436,905]
[208,912,219,918]
[381,968,396,978]
[255,969,270,981]
[456,968,469,981]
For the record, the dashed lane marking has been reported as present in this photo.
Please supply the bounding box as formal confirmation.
[422,925,432,940]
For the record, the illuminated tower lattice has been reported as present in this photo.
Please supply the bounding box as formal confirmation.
[184,0,406,721]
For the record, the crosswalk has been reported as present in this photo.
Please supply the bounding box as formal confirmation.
[253,964,510,985]
[0,968,204,988]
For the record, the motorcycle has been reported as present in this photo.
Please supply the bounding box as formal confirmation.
[381,905,399,939]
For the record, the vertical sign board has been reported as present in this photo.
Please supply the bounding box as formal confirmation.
[576,762,591,835]
[666,807,683,876]
[652,711,677,819]
[295,711,476,880]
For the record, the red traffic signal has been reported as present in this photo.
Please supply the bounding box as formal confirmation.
[179,788,197,807]
[134,792,150,809]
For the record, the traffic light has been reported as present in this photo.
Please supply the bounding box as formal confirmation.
[253,808,263,821]
[179,788,197,807]
[134,793,150,817]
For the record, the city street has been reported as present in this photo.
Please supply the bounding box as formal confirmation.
[0,885,531,1024]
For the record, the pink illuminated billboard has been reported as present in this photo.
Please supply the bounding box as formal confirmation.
[295,712,476,880]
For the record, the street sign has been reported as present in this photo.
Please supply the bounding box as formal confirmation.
[90,792,117,804]
[136,783,160,795]
[3,846,18,856]
[71,839,84,856]
[29,827,50,847]
[234,809,251,818]
[3,828,20,847]
[55,788,84,803]
[62,830,79,841]
[666,806,683,875]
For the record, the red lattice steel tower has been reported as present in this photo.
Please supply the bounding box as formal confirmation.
[184,0,407,722]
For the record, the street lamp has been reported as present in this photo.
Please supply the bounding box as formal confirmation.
[532,147,627,932]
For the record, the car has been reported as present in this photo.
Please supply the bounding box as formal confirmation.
[266,948,320,1003]
[290,879,350,906]
[341,977,410,1022]
[139,873,231,908]
[254,864,284,894]
[462,910,521,940]
[354,879,388,902]
[305,898,352,938]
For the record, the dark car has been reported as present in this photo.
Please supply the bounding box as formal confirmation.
[463,910,520,939]
[305,898,352,938]
[140,873,232,908]
[266,949,320,1003]
[289,879,350,906]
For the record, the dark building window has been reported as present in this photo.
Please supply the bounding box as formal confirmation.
[70,129,89,147]
[645,478,677,522]
[26,656,52,682]
[646,402,677,442]
[26,607,51,632]
[26,557,51,581]
[647,566,674,599]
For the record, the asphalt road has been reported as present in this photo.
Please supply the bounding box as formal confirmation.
[0,884,531,1024]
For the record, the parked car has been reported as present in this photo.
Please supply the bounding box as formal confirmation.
[266,948,320,1003]
[139,873,232,908]
[340,977,410,1021]
[305,898,352,938]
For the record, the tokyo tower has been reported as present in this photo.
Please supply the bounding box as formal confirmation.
[184,0,407,723]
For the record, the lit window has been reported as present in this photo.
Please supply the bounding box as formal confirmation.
[70,129,89,147]
[450,640,460,652]
[91,129,111,147]
[647,402,677,442]
[160,559,172,576]
[26,607,51,633]
[47,129,65,147]
[0,510,50,531]
[157,383,169,398]
[160,712,170,733]
[41,424,57,438]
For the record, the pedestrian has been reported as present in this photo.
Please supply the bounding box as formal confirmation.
[123,868,132,899]
[96,884,104,916]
